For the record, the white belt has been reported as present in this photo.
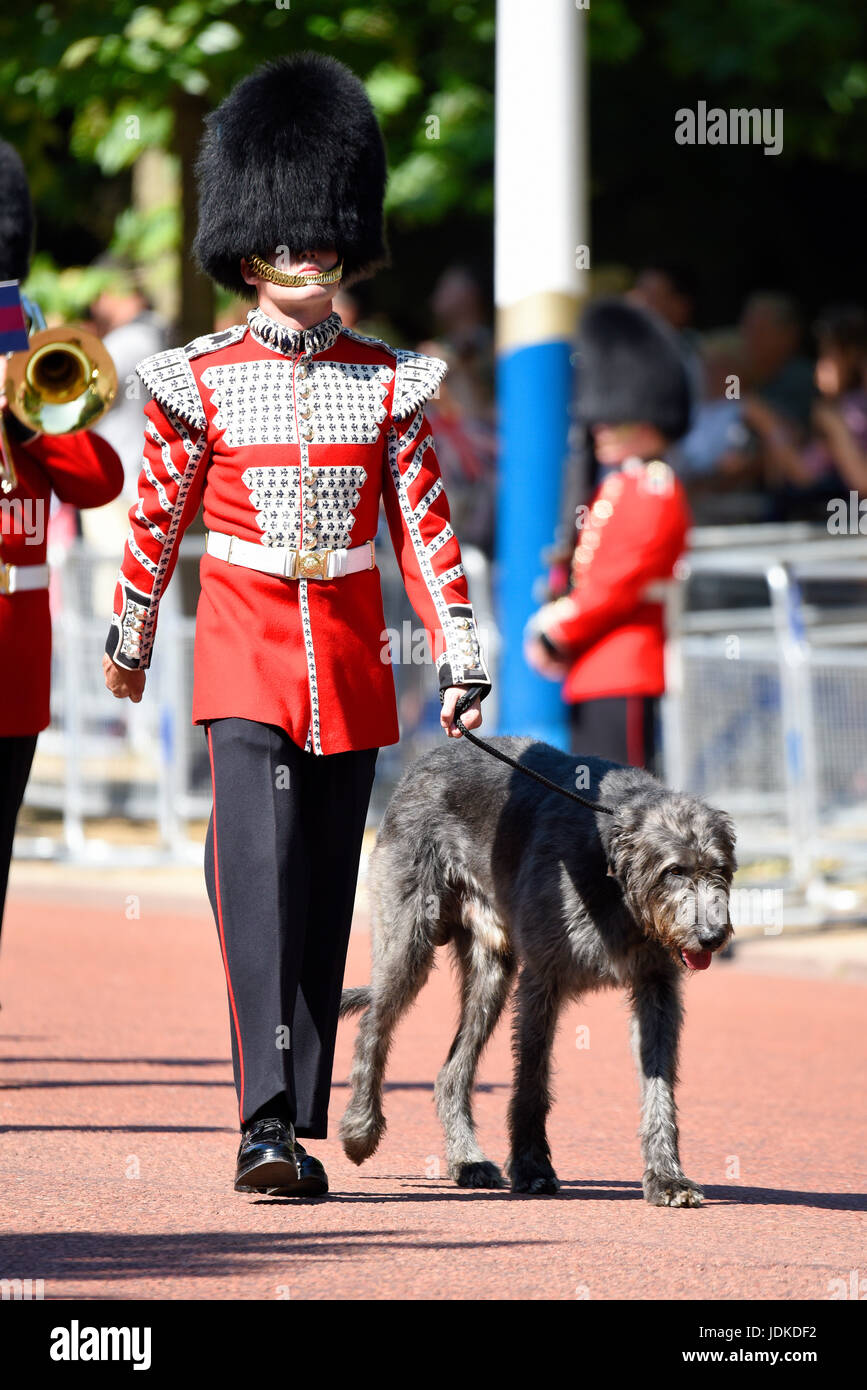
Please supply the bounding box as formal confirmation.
[0,561,50,595]
[206,530,376,581]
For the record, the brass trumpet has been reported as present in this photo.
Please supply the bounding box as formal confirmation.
[1,300,118,493]
[5,323,118,436]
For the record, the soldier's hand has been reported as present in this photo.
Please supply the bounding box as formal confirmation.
[441,687,482,739]
[523,632,570,681]
[103,653,146,703]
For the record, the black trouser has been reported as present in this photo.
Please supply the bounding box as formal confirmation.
[568,695,659,772]
[0,735,38,950]
[204,718,378,1138]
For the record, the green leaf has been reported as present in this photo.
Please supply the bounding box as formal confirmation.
[60,36,102,70]
[195,21,242,56]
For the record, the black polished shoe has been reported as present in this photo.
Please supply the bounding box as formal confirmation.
[234,1117,301,1194]
[292,1141,329,1196]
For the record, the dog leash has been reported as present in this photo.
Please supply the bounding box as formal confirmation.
[444,686,616,816]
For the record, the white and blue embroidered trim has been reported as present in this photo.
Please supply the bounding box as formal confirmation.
[136,324,248,429]
[247,307,343,359]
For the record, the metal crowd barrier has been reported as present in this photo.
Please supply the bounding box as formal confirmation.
[662,524,867,898]
[18,522,867,901]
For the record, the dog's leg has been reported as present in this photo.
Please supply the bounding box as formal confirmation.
[435,931,514,1189]
[339,927,435,1166]
[507,966,562,1195]
[629,973,704,1207]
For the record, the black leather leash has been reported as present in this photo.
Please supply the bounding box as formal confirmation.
[443,686,616,816]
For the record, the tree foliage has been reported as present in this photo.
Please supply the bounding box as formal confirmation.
[1,0,864,323]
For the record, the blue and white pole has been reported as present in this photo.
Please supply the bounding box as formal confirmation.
[493,0,588,743]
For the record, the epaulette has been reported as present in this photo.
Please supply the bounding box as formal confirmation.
[136,323,248,430]
[638,458,676,495]
[336,328,449,422]
[391,349,448,422]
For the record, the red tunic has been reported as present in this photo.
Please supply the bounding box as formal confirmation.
[0,429,124,736]
[540,459,691,703]
[106,308,491,754]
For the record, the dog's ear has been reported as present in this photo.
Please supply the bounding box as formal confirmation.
[712,808,738,870]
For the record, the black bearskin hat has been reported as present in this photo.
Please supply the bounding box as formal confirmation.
[0,139,34,283]
[193,52,389,299]
[577,298,691,442]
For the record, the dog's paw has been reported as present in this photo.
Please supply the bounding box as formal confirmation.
[508,1154,561,1195]
[453,1160,507,1189]
[643,1170,704,1207]
[339,1107,385,1165]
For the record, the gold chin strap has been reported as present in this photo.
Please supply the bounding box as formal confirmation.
[247,253,344,288]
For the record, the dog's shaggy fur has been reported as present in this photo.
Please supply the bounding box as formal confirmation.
[340,736,736,1205]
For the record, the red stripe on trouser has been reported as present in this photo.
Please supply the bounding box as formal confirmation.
[626,696,645,769]
[206,724,246,1122]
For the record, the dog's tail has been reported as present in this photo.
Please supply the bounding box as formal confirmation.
[340,986,372,1018]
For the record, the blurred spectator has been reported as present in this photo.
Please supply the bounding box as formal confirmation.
[631,263,696,330]
[417,263,497,554]
[83,257,167,608]
[673,329,765,522]
[629,261,703,418]
[334,286,404,350]
[333,286,361,328]
[89,257,167,500]
[416,362,496,555]
[678,331,753,477]
[430,263,495,422]
[740,292,815,433]
[744,303,867,506]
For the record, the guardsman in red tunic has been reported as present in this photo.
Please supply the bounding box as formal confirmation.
[0,140,123,957]
[525,299,691,769]
[103,54,492,1197]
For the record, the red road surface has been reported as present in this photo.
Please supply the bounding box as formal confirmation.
[0,886,864,1301]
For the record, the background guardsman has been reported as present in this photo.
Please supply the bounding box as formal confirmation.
[0,139,123,962]
[102,52,492,1198]
[524,298,692,770]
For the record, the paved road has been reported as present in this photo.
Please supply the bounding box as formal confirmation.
[0,886,864,1301]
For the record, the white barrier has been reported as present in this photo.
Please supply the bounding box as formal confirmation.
[662,524,867,897]
[19,522,867,903]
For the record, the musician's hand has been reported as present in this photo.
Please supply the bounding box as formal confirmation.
[103,654,146,702]
[441,687,482,738]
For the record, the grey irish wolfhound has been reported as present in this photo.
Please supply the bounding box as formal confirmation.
[340,736,736,1205]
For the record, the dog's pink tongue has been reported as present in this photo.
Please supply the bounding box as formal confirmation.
[682,948,712,971]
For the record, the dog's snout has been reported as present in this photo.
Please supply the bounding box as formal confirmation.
[697,925,729,951]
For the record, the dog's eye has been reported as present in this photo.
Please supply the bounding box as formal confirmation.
[662,865,685,879]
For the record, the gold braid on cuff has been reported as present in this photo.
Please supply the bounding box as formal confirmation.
[247,254,344,288]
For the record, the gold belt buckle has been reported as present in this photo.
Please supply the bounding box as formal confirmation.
[0,562,10,595]
[293,548,331,580]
